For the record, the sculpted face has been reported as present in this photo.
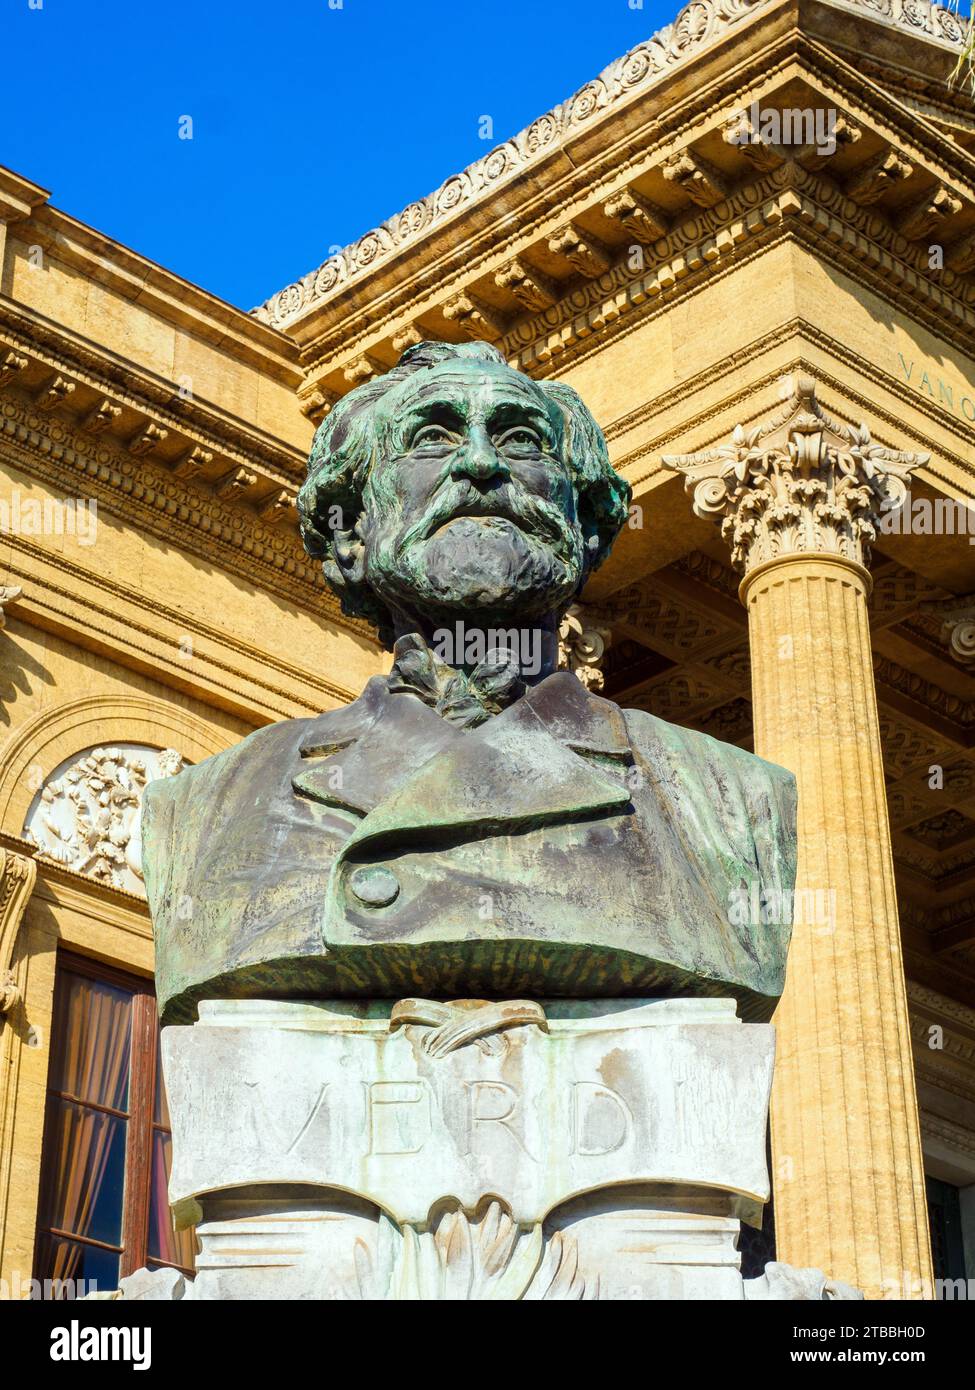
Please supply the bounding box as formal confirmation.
[358,360,586,628]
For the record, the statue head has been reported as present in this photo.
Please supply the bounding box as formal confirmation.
[297,341,630,648]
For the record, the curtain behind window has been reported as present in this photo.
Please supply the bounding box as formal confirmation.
[37,971,133,1285]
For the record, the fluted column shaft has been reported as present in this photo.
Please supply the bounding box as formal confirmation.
[742,553,931,1297]
[665,375,933,1298]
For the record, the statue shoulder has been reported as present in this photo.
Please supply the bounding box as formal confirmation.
[622,704,797,798]
[621,703,798,898]
[140,682,386,919]
[143,717,304,813]
[142,680,386,837]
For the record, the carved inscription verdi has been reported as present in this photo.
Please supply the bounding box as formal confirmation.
[137,342,816,1300]
[162,998,775,1228]
[237,1076,635,1163]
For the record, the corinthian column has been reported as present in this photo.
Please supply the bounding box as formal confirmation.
[665,376,933,1299]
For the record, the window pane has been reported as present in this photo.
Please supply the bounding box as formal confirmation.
[33,1235,120,1298]
[48,972,132,1112]
[927,1175,967,1288]
[38,1097,127,1248]
[148,1129,196,1269]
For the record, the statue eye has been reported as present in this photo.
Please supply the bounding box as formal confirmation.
[496,426,542,451]
[411,424,456,448]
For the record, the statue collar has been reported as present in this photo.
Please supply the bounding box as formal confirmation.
[293,667,633,821]
[386,632,527,729]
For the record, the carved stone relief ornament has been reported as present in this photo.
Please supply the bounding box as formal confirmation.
[253,0,968,329]
[557,603,612,690]
[922,594,975,666]
[0,848,36,1014]
[0,585,21,630]
[941,601,975,665]
[663,375,928,574]
[24,745,185,895]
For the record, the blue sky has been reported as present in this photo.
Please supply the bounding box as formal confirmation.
[5,0,675,310]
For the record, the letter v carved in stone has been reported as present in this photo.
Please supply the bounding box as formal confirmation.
[243,1079,331,1155]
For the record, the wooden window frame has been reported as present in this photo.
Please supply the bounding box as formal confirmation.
[122,985,156,1277]
[36,949,191,1283]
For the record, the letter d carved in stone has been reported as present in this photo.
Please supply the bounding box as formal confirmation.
[570,1081,633,1156]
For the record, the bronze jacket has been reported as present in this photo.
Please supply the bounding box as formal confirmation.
[142,672,797,1024]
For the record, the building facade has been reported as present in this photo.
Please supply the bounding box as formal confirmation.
[1,0,973,1300]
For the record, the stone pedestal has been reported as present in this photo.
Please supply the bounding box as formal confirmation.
[160,996,781,1300]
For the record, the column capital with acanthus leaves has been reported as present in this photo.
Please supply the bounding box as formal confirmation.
[663,375,928,576]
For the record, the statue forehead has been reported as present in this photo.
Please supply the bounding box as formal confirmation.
[382,360,560,424]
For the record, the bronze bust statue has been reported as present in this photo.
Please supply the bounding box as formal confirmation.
[143,342,796,1025]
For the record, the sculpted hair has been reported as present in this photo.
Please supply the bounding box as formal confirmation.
[297,340,631,645]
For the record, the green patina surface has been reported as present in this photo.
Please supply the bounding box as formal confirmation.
[142,341,798,1025]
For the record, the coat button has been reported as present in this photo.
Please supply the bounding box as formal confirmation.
[349,865,400,908]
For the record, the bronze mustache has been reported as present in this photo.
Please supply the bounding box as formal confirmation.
[416,485,571,546]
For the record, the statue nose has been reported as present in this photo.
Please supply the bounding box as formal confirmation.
[449,429,511,483]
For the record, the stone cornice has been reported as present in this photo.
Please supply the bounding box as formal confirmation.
[0,299,307,488]
[0,383,370,637]
[674,550,744,601]
[922,594,975,666]
[0,173,299,377]
[797,32,975,189]
[501,162,975,382]
[896,837,975,878]
[276,144,975,427]
[0,830,154,951]
[0,168,48,226]
[905,939,975,995]
[255,0,785,331]
[875,655,975,731]
[909,978,975,1033]
[27,849,153,936]
[911,1033,975,1108]
[254,0,968,334]
[938,893,975,931]
[0,539,360,724]
[918,1111,975,1158]
[602,319,973,508]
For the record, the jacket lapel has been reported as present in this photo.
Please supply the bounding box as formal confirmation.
[293,680,462,816]
[317,671,633,854]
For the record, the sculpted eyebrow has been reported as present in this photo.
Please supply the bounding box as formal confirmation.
[396,400,467,433]
[488,400,556,439]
